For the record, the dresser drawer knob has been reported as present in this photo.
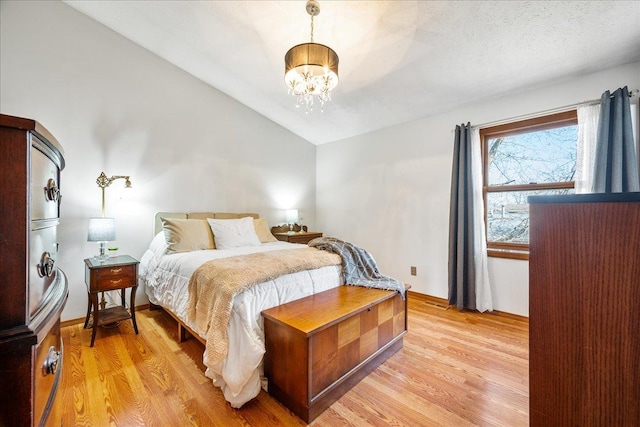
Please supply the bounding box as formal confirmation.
[44,178,61,202]
[110,268,123,274]
[110,278,123,285]
[37,252,55,277]
[43,346,60,376]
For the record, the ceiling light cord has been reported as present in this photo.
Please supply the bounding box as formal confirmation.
[307,0,319,43]
[310,14,314,43]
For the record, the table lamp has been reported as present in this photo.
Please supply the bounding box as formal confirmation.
[87,217,116,261]
[285,209,299,231]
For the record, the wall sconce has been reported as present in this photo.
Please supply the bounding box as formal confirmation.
[87,217,116,261]
[90,172,131,256]
[88,172,132,308]
[285,209,299,231]
[95,171,132,217]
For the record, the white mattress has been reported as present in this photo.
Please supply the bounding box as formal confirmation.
[139,232,343,407]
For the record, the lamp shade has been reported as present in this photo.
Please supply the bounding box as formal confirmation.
[285,209,299,224]
[284,42,339,95]
[87,217,116,242]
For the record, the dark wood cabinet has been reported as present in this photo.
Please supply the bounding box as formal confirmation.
[0,114,68,427]
[529,193,640,426]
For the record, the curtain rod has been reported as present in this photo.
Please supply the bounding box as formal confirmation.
[464,88,639,131]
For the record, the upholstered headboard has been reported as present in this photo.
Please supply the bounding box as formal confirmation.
[154,212,260,235]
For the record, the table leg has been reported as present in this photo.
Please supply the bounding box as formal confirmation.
[130,285,138,334]
[90,293,99,347]
[84,291,92,329]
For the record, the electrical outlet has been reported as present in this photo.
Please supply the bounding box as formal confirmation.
[410,266,417,276]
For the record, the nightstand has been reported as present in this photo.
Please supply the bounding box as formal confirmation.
[274,231,323,245]
[83,255,139,346]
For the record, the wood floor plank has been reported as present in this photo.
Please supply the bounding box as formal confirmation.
[60,325,92,427]
[46,297,528,426]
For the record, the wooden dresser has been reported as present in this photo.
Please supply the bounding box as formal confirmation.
[529,193,640,426]
[262,285,408,422]
[0,114,68,427]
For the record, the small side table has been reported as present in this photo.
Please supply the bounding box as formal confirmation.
[84,255,139,347]
[273,231,323,245]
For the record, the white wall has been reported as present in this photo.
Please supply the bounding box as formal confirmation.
[317,61,640,316]
[1,1,317,321]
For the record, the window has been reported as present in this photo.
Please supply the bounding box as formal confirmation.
[480,110,578,259]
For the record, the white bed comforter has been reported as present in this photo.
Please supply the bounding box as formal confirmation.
[139,233,343,407]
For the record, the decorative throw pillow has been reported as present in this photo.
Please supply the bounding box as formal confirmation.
[207,217,262,249]
[253,217,278,243]
[162,218,215,253]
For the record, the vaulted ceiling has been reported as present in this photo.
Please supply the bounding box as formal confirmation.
[65,1,640,145]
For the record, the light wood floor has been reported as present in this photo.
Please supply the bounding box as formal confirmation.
[46,295,529,426]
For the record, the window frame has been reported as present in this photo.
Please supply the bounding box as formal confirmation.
[480,110,578,260]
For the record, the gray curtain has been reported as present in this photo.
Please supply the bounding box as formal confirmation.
[448,123,476,310]
[593,86,640,192]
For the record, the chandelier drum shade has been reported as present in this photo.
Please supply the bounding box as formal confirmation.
[285,0,339,113]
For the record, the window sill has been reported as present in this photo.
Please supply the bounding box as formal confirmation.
[488,249,529,261]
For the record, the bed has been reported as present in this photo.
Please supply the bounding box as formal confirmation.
[139,212,343,408]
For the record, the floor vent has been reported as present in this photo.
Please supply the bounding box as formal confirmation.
[425,301,449,310]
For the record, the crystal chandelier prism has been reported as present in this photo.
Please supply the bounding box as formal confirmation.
[284,0,339,113]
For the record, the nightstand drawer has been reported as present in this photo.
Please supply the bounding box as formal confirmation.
[91,264,136,292]
[274,232,323,245]
[94,264,135,279]
[288,233,321,244]
[95,274,135,291]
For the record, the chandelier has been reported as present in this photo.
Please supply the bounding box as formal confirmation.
[284,0,339,113]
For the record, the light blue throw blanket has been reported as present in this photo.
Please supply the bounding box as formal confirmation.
[308,237,406,299]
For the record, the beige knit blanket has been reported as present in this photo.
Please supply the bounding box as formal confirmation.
[186,247,342,368]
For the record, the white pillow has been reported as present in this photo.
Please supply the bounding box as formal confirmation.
[207,217,261,249]
[149,231,169,258]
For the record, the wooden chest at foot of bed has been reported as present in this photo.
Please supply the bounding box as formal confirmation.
[262,284,409,423]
